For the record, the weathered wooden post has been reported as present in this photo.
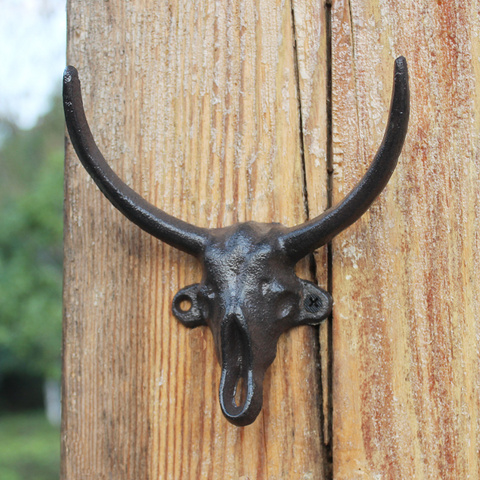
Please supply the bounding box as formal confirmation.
[325,1,480,478]
[63,1,480,478]
[63,1,328,478]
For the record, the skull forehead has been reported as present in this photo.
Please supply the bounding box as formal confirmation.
[204,222,286,283]
[204,221,288,273]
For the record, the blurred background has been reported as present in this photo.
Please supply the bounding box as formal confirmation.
[0,0,66,478]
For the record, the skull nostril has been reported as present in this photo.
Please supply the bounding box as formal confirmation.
[234,377,247,407]
[220,315,253,415]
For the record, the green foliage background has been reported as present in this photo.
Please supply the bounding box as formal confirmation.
[0,412,60,480]
[0,97,64,381]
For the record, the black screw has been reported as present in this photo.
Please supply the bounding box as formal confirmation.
[304,295,322,313]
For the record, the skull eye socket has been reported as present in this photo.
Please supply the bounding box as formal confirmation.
[275,292,299,320]
[197,287,216,316]
[261,279,285,296]
[198,287,215,303]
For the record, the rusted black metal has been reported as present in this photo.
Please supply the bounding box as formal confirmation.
[63,57,410,427]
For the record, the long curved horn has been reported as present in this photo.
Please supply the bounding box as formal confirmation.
[279,56,410,262]
[63,66,210,257]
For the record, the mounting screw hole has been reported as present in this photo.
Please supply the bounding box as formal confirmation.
[176,295,193,312]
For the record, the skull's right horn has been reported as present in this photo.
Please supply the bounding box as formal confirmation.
[279,56,409,262]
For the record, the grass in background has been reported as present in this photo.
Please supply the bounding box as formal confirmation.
[0,412,60,480]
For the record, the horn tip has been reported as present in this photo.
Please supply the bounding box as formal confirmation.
[64,65,79,84]
[394,56,408,75]
[393,57,409,96]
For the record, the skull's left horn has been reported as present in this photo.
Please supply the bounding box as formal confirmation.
[63,66,210,256]
[279,56,410,262]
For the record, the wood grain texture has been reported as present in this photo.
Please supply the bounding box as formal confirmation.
[62,0,328,478]
[291,0,331,450]
[315,0,480,478]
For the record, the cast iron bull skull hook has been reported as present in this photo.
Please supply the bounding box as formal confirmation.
[63,56,409,426]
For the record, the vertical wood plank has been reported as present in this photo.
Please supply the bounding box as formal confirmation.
[62,0,327,478]
[322,0,480,478]
[292,0,331,453]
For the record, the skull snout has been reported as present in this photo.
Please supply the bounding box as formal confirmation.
[219,312,264,426]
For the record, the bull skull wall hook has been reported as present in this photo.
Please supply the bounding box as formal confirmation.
[63,56,409,426]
